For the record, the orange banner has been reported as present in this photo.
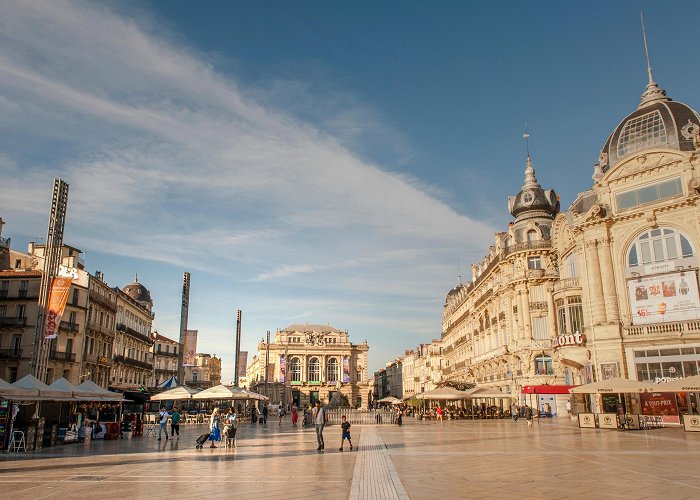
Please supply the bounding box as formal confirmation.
[44,277,73,339]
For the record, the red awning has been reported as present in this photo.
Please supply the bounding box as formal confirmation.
[521,385,578,394]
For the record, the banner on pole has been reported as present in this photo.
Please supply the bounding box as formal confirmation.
[182,329,198,366]
[237,351,248,378]
[44,277,73,339]
[279,355,286,383]
[343,356,350,384]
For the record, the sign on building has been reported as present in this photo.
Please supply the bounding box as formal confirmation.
[628,271,700,325]
[182,329,198,366]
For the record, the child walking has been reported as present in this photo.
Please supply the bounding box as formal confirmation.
[339,415,353,451]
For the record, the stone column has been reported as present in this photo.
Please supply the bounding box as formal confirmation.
[521,285,531,340]
[597,237,620,323]
[516,290,525,339]
[584,239,607,324]
[301,354,307,383]
[505,294,514,344]
[546,284,557,337]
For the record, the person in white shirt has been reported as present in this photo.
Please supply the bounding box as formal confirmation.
[157,406,169,441]
[313,401,328,451]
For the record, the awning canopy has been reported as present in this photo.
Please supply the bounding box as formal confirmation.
[151,386,201,401]
[157,376,180,389]
[76,380,126,401]
[416,387,471,400]
[466,386,511,399]
[569,377,653,394]
[0,377,39,399]
[522,385,578,395]
[192,384,254,400]
[653,374,700,392]
[376,396,402,404]
[13,374,72,400]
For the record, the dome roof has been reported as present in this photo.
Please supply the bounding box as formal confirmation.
[599,81,700,171]
[122,277,152,305]
[446,284,463,299]
[508,157,558,221]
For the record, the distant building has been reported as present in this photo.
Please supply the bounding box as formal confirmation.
[183,353,220,388]
[152,331,179,386]
[247,323,369,408]
[84,271,118,388]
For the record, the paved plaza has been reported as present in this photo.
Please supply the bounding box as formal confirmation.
[2,418,699,499]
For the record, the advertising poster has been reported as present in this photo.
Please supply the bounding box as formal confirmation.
[182,329,198,366]
[44,277,73,339]
[600,362,619,380]
[237,351,248,378]
[342,356,350,384]
[279,355,286,383]
[640,391,680,425]
[628,271,700,325]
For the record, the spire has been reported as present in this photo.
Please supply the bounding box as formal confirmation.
[522,125,540,189]
[638,12,669,108]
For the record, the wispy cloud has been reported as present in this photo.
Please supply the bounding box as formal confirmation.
[0,0,495,375]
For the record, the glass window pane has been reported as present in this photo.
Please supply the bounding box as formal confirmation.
[628,245,638,266]
[617,191,637,209]
[646,349,659,357]
[680,235,694,257]
[647,362,662,379]
[652,239,665,262]
[663,228,674,235]
[681,347,696,355]
[638,185,659,204]
[658,178,682,198]
[636,364,647,381]
[639,233,649,240]
[650,228,662,237]
[640,241,651,263]
[683,361,698,376]
[665,237,678,259]
[662,361,683,378]
[659,348,680,356]
[634,350,646,358]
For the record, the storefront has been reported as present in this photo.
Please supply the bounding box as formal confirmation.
[627,344,700,383]
[521,385,578,417]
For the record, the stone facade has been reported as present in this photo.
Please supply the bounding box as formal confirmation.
[152,331,179,386]
[247,324,369,408]
[183,353,220,388]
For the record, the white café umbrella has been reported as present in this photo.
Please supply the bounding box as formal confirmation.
[376,396,402,404]
[466,386,510,399]
[654,374,700,392]
[416,387,471,400]
[151,386,201,401]
[191,384,251,400]
[569,377,653,394]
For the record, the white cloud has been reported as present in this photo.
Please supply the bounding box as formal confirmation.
[0,0,495,376]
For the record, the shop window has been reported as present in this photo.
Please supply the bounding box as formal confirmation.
[627,227,694,267]
[534,356,553,375]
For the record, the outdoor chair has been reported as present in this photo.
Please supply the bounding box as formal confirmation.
[10,431,26,453]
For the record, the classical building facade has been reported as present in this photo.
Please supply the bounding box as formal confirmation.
[111,279,154,390]
[152,331,179,386]
[84,271,117,388]
[247,324,369,408]
[437,72,700,416]
[183,353,221,388]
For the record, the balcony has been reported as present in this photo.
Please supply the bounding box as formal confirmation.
[113,354,153,370]
[0,348,22,359]
[59,321,80,332]
[553,277,581,293]
[116,323,153,345]
[0,290,38,300]
[49,350,77,362]
[85,353,113,366]
[155,367,177,375]
[503,240,552,257]
[623,320,700,338]
[155,350,179,358]
[89,289,118,312]
[0,317,27,328]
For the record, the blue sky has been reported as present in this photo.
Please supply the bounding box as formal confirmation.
[1,1,699,380]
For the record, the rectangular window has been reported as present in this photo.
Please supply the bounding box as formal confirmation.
[566,254,577,278]
[555,299,566,335]
[530,285,544,302]
[532,317,549,340]
[615,176,682,210]
[568,296,584,334]
[527,257,542,270]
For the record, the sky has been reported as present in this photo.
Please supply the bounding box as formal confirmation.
[1,1,699,381]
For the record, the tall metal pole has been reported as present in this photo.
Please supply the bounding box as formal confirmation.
[177,272,190,384]
[233,310,242,386]
[282,340,289,407]
[264,330,270,401]
[31,178,69,382]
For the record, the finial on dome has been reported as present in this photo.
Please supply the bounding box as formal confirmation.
[522,125,539,189]
[135,273,139,283]
[638,12,669,108]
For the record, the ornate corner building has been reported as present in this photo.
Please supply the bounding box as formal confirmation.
[441,74,700,414]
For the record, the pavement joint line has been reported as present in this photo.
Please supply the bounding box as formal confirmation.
[349,427,409,500]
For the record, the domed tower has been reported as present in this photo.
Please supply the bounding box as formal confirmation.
[507,156,559,244]
[122,275,153,312]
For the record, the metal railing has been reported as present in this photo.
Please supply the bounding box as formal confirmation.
[113,354,153,370]
[49,350,77,362]
[553,278,581,292]
[0,348,22,359]
[59,321,80,332]
[116,323,153,345]
[503,240,552,257]
[623,320,700,337]
[324,408,402,425]
[0,317,27,327]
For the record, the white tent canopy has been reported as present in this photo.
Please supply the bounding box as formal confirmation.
[376,396,402,404]
[151,386,201,401]
[416,387,471,400]
[569,377,653,394]
[466,386,511,399]
[192,384,257,400]
[76,380,125,401]
[0,377,38,399]
[654,375,700,392]
[13,374,72,400]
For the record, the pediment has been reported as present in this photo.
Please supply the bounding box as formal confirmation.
[604,150,685,183]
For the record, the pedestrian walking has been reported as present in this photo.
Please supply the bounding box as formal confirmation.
[339,415,352,451]
[511,403,519,422]
[209,407,221,448]
[525,405,533,427]
[157,406,168,441]
[170,406,181,437]
[250,404,258,424]
[313,400,328,450]
[291,404,298,426]
[278,405,284,426]
[262,404,268,423]
[436,406,443,422]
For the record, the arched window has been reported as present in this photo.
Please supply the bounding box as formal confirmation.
[327,358,339,382]
[290,357,301,382]
[527,230,537,242]
[627,228,694,267]
[308,357,320,381]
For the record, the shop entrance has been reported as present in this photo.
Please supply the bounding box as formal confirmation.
[292,390,300,407]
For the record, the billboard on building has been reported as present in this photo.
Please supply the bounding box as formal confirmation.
[182,329,198,366]
[279,355,286,383]
[237,351,248,378]
[628,271,700,325]
[44,277,73,339]
[343,356,350,383]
